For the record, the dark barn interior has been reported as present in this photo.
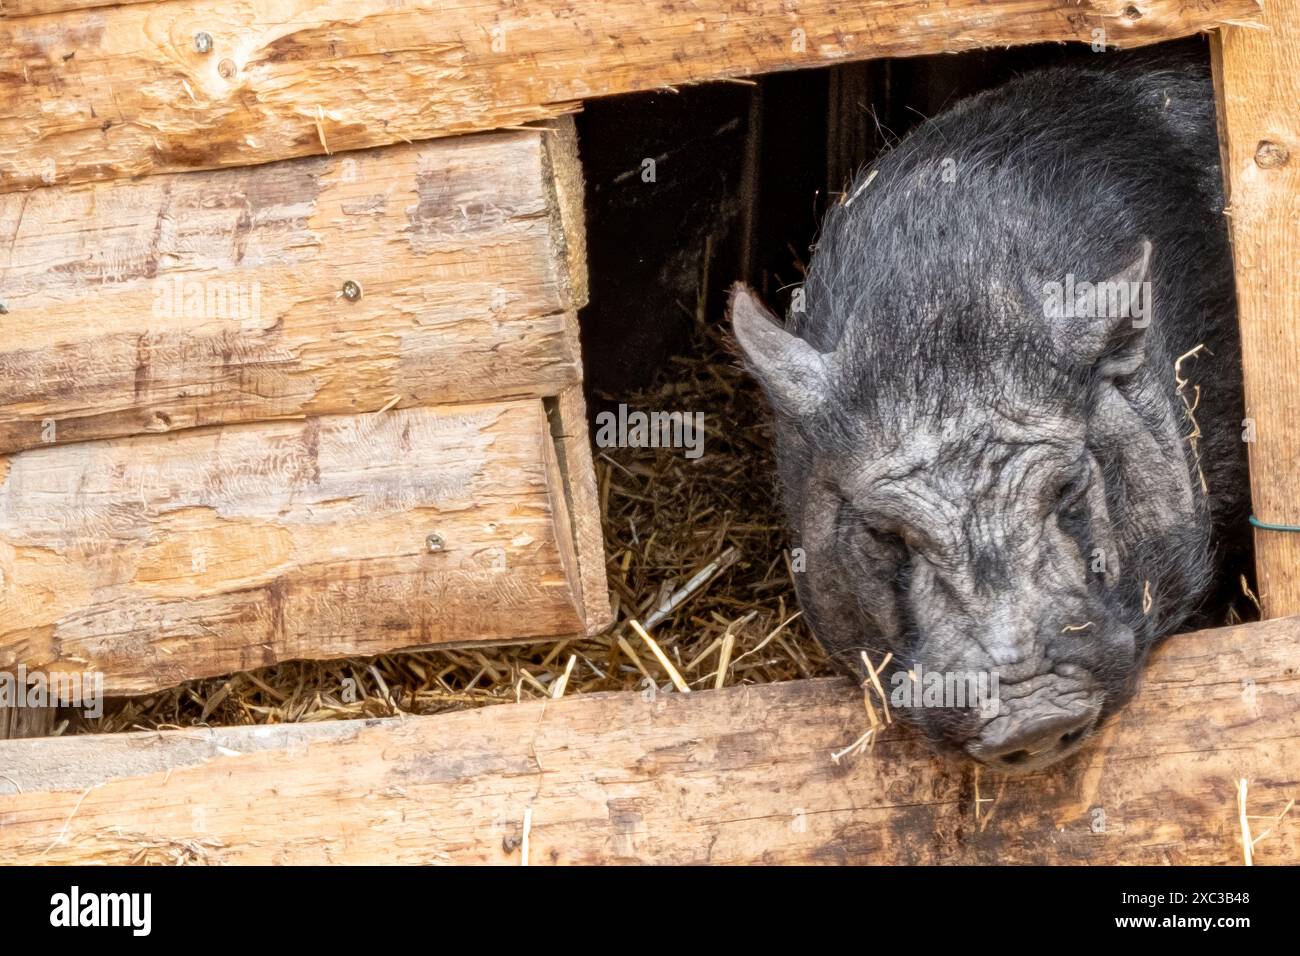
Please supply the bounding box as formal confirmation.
[574,39,1215,399]
[574,32,1254,632]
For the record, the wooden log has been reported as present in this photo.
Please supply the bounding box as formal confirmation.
[1212,10,1300,617]
[0,0,1262,192]
[0,0,142,16]
[0,616,1294,865]
[0,122,585,454]
[0,400,592,695]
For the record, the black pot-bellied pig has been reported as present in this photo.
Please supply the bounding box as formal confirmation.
[732,53,1249,774]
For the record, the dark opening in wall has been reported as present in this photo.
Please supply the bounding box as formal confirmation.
[572,35,1252,631]
[573,36,1211,401]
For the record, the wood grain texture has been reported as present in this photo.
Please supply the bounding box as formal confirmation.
[0,124,584,454]
[1212,11,1300,618]
[547,386,613,635]
[1,616,1294,864]
[0,0,143,16]
[0,0,1262,192]
[540,116,589,312]
[0,401,586,695]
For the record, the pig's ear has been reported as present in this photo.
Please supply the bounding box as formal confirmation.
[730,283,832,417]
[1077,238,1153,378]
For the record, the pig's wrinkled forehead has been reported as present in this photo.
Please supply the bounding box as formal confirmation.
[835,410,1087,505]
[801,217,1095,410]
[812,295,1086,422]
[824,334,1085,439]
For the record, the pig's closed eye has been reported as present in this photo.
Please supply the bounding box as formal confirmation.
[1056,478,1089,524]
[834,500,908,559]
[867,528,907,552]
[859,524,911,564]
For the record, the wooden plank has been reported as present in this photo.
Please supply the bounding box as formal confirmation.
[0,401,586,695]
[547,386,613,636]
[1212,10,1300,617]
[0,124,585,455]
[1,616,1294,865]
[0,0,142,16]
[0,0,1262,193]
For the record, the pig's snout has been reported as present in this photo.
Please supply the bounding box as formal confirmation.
[964,675,1103,773]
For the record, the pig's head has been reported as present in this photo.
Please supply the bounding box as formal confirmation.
[731,240,1212,774]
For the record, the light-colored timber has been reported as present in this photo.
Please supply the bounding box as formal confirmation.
[0,616,1294,864]
[0,121,585,454]
[0,400,594,695]
[0,0,1262,192]
[1,0,148,14]
[1212,8,1300,618]
[1,0,137,13]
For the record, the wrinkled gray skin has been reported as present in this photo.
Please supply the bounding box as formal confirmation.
[732,54,1249,773]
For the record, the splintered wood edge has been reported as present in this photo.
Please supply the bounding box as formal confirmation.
[539,396,585,626]
[536,118,608,634]
[541,115,590,312]
[546,386,614,635]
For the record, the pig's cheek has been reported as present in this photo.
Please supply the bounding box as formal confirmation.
[791,491,879,639]
[797,496,838,575]
[902,560,950,640]
[1084,477,1120,587]
[864,567,905,651]
[841,549,907,653]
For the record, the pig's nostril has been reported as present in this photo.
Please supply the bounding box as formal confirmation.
[1059,727,1087,747]
[972,709,1098,769]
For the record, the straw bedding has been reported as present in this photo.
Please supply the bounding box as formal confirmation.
[77,325,830,734]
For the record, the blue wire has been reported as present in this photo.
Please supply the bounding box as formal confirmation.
[1249,515,1300,533]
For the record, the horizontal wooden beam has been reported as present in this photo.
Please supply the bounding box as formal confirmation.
[0,400,591,695]
[0,0,1262,192]
[0,0,143,15]
[1,616,1294,864]
[0,122,585,454]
